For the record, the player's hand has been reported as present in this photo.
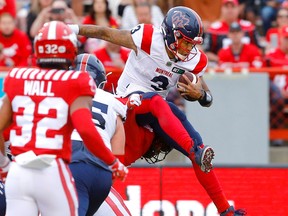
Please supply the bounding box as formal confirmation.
[127,94,142,109]
[177,77,203,100]
[0,157,10,182]
[109,159,128,182]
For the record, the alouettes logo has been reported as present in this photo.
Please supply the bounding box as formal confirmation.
[171,11,189,28]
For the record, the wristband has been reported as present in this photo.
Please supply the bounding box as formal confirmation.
[198,91,213,107]
[68,24,80,35]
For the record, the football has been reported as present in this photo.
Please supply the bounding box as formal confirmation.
[177,72,199,101]
[178,72,199,85]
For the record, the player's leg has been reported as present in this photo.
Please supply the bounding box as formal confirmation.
[134,92,214,171]
[69,161,112,216]
[167,102,214,172]
[134,92,194,154]
[0,181,6,216]
[164,102,245,215]
[35,159,78,216]
[5,162,40,216]
[94,187,132,216]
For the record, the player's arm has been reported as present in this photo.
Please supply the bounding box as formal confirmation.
[69,24,137,52]
[111,115,125,163]
[70,95,116,165]
[198,76,213,107]
[70,96,128,181]
[177,76,213,107]
[0,96,12,154]
[0,96,12,176]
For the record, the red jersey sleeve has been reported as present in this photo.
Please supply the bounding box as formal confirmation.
[131,24,154,55]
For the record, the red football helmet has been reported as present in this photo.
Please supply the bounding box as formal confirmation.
[34,21,78,65]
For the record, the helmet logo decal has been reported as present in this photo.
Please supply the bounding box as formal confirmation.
[171,11,189,28]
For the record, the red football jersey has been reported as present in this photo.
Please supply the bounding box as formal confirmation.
[218,43,263,68]
[265,48,288,67]
[266,27,279,43]
[4,67,96,162]
[116,97,155,166]
[123,109,155,166]
[205,19,259,54]
[0,29,32,66]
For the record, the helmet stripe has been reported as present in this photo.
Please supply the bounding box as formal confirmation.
[79,54,90,72]
[140,24,154,55]
[48,21,57,39]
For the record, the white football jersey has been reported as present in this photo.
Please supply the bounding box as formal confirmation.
[116,24,208,98]
[71,89,127,150]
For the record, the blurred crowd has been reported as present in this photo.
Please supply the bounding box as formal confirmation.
[1,0,288,143]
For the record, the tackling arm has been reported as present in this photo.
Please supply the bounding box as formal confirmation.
[111,115,125,156]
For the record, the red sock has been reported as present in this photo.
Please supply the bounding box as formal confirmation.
[192,160,230,213]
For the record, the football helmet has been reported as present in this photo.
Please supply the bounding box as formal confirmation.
[142,135,172,164]
[34,21,78,65]
[75,54,107,89]
[161,6,204,61]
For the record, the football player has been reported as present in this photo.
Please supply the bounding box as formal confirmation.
[68,6,245,215]
[0,21,127,216]
[69,53,128,216]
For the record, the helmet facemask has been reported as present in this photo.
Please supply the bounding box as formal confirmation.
[169,29,203,62]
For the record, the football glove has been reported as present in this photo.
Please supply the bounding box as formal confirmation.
[127,94,142,109]
[109,158,128,182]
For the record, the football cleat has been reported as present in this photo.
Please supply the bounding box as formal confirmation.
[220,206,247,216]
[194,145,215,173]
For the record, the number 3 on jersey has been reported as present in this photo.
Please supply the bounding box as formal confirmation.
[10,95,68,149]
[151,75,169,91]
